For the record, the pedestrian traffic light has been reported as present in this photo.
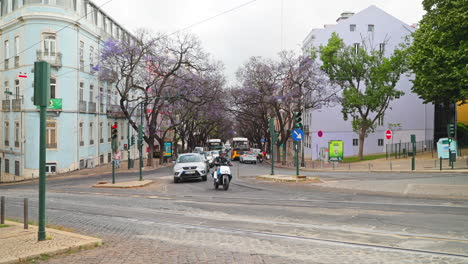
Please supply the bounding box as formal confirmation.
[111,123,118,139]
[447,124,455,137]
[124,144,128,150]
[294,112,302,128]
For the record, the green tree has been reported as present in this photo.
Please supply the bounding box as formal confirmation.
[408,0,468,104]
[317,33,408,159]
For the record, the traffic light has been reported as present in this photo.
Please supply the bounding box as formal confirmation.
[131,135,135,146]
[124,144,128,150]
[294,112,302,129]
[447,124,455,137]
[111,123,118,139]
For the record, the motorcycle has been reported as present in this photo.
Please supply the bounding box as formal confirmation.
[212,161,233,190]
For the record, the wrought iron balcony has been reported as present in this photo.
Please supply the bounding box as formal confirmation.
[88,102,97,113]
[107,104,125,118]
[36,51,62,68]
[2,100,10,111]
[12,99,21,111]
[79,101,87,112]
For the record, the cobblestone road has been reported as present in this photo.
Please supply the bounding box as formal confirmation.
[2,164,468,263]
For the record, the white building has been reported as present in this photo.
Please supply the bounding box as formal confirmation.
[302,5,434,160]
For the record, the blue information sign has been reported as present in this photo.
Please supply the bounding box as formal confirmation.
[292,129,304,141]
[261,138,266,143]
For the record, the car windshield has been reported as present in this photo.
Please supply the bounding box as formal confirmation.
[177,155,202,163]
[211,151,219,155]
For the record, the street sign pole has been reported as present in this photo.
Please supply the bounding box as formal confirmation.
[34,61,50,242]
[295,141,299,176]
[139,103,143,181]
[269,118,275,176]
[411,134,416,171]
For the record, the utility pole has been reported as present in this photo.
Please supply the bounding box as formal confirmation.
[34,61,50,241]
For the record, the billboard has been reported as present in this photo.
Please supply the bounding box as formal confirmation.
[163,142,172,157]
[328,140,344,161]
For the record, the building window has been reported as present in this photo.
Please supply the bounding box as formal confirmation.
[4,80,9,98]
[350,24,356,32]
[79,82,84,101]
[353,43,360,55]
[14,79,19,99]
[107,122,111,142]
[89,84,94,102]
[14,160,19,176]
[378,115,384,126]
[353,138,358,146]
[42,33,56,58]
[14,121,19,147]
[50,78,56,99]
[99,122,103,143]
[79,41,84,71]
[89,45,94,68]
[378,139,384,146]
[46,121,57,149]
[1,0,9,16]
[4,159,9,174]
[45,163,57,174]
[368,24,374,32]
[89,122,94,145]
[14,36,19,67]
[79,122,84,146]
[379,43,385,54]
[4,39,9,70]
[4,121,9,146]
[108,152,111,163]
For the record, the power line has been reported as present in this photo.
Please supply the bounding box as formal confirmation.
[169,0,258,36]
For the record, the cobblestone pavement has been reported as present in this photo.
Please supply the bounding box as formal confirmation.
[2,164,468,263]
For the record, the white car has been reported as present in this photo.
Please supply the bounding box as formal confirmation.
[173,153,208,183]
[240,152,257,164]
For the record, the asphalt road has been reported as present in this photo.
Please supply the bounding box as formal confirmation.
[1,162,468,263]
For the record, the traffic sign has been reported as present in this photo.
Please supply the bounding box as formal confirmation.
[318,130,323,138]
[292,128,304,141]
[385,130,392,140]
[18,73,27,78]
[261,138,266,143]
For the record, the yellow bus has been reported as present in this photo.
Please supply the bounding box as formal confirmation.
[231,137,249,160]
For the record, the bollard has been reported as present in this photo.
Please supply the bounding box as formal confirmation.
[1,196,5,224]
[440,157,442,171]
[348,163,351,170]
[390,161,392,171]
[24,198,28,229]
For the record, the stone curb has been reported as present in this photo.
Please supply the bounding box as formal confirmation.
[92,180,153,188]
[256,175,322,183]
[1,221,102,264]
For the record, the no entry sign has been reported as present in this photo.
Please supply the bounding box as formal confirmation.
[318,130,323,138]
[386,130,392,140]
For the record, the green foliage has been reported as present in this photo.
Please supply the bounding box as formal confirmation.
[408,0,468,104]
[317,33,408,158]
[342,153,388,163]
[0,224,9,228]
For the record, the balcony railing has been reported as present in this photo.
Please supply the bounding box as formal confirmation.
[100,104,105,113]
[15,141,19,148]
[4,59,9,70]
[2,100,10,111]
[14,56,19,68]
[80,60,84,71]
[36,51,62,68]
[79,101,87,112]
[46,143,57,149]
[107,104,125,118]
[88,102,97,113]
[12,99,21,111]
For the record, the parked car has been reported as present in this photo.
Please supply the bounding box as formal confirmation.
[173,153,208,183]
[240,151,258,164]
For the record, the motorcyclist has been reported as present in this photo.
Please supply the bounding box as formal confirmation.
[213,152,231,182]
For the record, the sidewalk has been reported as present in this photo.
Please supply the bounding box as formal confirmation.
[0,159,173,184]
[0,221,101,264]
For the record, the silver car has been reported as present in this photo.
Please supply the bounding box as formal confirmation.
[173,153,208,183]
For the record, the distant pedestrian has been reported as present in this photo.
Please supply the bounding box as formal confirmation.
[115,150,121,168]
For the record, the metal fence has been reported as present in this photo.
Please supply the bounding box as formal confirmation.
[385,140,434,159]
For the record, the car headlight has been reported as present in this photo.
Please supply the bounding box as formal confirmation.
[200,170,206,174]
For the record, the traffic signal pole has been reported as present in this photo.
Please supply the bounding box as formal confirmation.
[34,61,50,241]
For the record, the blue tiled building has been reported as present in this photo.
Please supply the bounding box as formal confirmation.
[0,0,131,179]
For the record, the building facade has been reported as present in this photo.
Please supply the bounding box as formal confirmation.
[302,6,434,160]
[0,0,133,180]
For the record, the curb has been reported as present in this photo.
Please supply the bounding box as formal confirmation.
[92,180,153,188]
[1,221,102,264]
[256,175,322,183]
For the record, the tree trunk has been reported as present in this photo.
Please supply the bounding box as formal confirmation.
[147,139,154,167]
[358,129,366,160]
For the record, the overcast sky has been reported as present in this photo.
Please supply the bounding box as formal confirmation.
[99,0,425,85]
